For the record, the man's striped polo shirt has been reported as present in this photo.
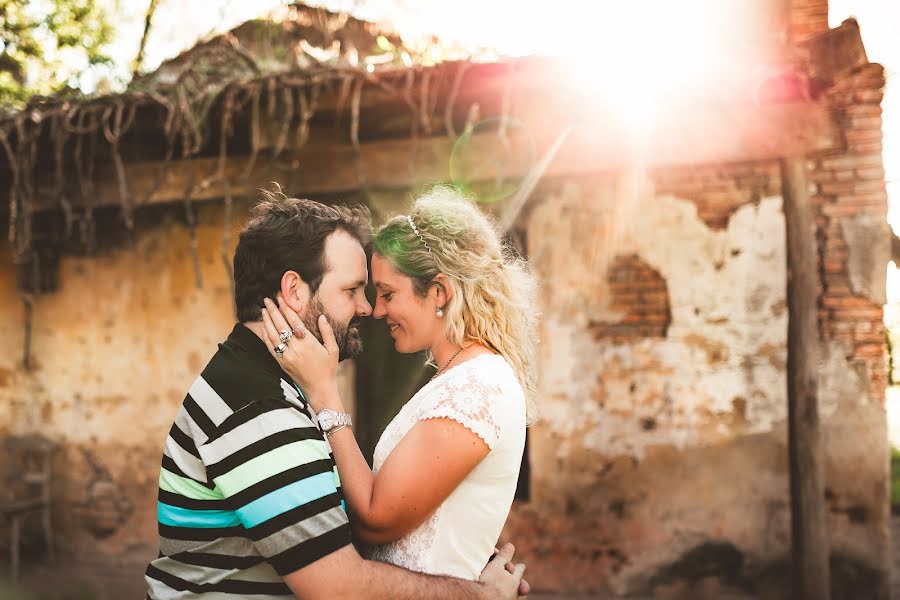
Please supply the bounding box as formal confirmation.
[145,323,351,599]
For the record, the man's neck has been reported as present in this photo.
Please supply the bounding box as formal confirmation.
[242,320,268,344]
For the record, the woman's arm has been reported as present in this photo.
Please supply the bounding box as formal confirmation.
[313,383,489,545]
[258,298,492,544]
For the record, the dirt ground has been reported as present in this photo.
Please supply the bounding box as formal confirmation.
[2,521,900,600]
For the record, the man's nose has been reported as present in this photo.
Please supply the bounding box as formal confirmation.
[357,297,373,317]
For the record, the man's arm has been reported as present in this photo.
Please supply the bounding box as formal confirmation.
[283,542,526,600]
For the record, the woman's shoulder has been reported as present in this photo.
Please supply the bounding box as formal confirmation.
[454,353,519,388]
[424,353,523,411]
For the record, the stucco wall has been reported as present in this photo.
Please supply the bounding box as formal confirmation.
[500,160,888,599]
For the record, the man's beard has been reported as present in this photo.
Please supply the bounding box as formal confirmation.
[302,296,363,361]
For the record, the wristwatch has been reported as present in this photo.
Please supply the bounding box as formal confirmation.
[316,408,352,434]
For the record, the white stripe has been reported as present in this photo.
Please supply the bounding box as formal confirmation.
[175,405,208,446]
[146,571,290,600]
[280,379,305,409]
[164,437,208,483]
[160,536,257,558]
[255,505,348,558]
[153,556,282,585]
[199,407,314,465]
[190,376,234,427]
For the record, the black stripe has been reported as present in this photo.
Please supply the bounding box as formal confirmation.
[146,564,291,595]
[202,339,306,414]
[168,424,201,459]
[184,394,218,441]
[246,493,345,541]
[173,551,266,571]
[212,396,309,439]
[224,460,336,510]
[268,524,352,576]
[158,489,225,511]
[161,455,214,490]
[158,523,246,542]
[201,354,282,411]
[207,428,325,480]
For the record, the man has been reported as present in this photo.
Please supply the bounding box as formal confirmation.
[145,189,528,599]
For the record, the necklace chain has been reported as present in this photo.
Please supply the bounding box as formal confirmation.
[431,347,463,381]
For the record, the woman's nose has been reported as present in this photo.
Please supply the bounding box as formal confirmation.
[373,297,386,319]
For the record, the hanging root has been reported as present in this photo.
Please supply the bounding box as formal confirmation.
[444,61,470,139]
[102,100,138,229]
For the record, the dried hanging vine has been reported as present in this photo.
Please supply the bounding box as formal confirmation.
[0,12,511,369]
[1,34,497,331]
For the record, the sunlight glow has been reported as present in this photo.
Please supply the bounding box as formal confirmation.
[557,1,722,135]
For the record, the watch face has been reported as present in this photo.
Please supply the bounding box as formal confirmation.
[319,411,334,430]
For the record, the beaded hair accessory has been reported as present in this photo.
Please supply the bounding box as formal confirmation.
[406,214,433,256]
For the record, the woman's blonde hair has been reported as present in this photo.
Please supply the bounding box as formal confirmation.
[372,186,539,423]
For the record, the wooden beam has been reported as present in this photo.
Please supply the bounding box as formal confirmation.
[543,101,840,173]
[782,156,831,600]
[33,100,841,211]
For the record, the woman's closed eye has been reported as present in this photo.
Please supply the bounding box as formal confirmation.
[379,292,393,301]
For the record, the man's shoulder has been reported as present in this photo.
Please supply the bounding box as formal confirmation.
[199,343,285,407]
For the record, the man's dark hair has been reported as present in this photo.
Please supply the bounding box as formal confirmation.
[233,187,371,323]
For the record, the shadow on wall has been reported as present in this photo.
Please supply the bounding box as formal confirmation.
[640,542,885,600]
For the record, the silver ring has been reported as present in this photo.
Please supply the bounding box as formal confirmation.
[279,329,292,343]
[274,343,287,358]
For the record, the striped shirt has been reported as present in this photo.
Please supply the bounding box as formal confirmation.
[145,323,351,599]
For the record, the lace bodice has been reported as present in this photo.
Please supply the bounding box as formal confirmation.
[363,354,526,580]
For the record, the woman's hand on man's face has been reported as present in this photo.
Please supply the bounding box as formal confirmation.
[260,296,340,408]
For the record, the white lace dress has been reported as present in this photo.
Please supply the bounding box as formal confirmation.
[363,354,526,580]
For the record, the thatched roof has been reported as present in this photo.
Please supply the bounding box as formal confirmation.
[0,2,508,258]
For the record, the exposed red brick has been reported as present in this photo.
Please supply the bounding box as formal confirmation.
[591,254,671,341]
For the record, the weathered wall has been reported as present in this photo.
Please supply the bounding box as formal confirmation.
[0,203,356,573]
[501,64,890,600]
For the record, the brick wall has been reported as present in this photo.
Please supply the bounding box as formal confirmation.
[652,161,782,230]
[590,254,671,341]
[810,62,888,396]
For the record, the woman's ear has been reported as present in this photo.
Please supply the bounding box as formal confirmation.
[431,273,453,308]
[280,270,311,316]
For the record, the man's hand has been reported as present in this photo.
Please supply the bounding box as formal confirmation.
[479,543,528,600]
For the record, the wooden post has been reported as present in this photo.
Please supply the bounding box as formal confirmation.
[781,156,831,600]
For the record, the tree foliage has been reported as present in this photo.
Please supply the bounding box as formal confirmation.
[0,0,114,109]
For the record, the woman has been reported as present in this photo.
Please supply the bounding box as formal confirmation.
[260,186,538,580]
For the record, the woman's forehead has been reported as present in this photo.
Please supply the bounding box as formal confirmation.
[371,255,406,286]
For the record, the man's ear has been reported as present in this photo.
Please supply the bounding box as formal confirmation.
[431,273,453,308]
[280,270,311,316]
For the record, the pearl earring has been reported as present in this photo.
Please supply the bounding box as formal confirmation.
[436,308,444,318]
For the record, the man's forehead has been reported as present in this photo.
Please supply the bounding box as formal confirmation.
[322,230,368,283]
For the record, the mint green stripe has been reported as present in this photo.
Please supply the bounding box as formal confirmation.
[333,465,341,487]
[215,439,331,495]
[159,468,222,501]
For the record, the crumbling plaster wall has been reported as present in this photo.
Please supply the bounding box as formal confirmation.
[503,161,888,598]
